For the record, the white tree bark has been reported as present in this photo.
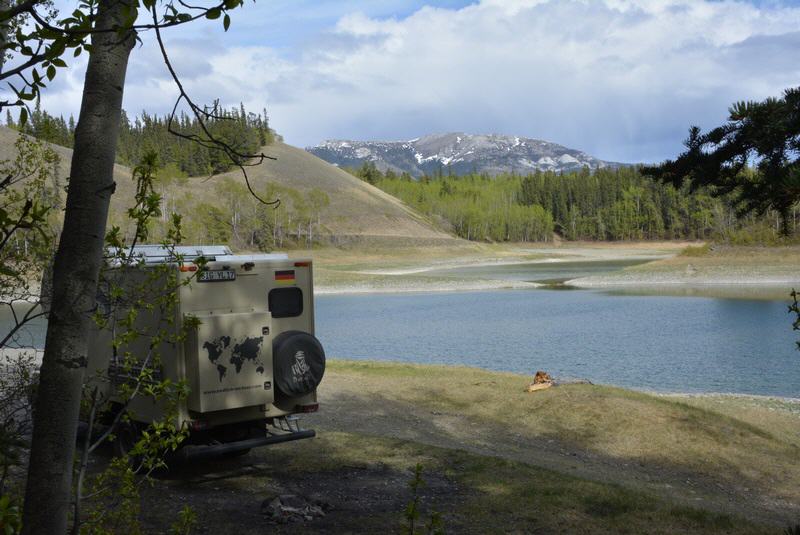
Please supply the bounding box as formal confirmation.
[22,0,135,532]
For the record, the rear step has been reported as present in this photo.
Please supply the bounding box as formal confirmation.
[172,429,316,462]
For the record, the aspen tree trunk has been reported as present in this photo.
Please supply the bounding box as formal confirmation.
[22,1,135,532]
[0,0,8,74]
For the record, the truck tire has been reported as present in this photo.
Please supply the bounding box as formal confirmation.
[272,331,325,397]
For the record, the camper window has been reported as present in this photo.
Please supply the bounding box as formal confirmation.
[269,287,303,318]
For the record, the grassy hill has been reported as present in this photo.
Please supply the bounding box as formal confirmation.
[0,127,457,248]
[210,140,456,244]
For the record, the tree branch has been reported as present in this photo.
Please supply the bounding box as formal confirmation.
[150,5,280,208]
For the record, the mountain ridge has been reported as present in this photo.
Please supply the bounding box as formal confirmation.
[307,132,625,177]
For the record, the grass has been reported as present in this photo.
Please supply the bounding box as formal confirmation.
[323,360,800,504]
[256,431,772,534]
[680,243,712,256]
[137,359,797,533]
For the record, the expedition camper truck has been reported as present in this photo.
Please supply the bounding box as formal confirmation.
[86,245,325,460]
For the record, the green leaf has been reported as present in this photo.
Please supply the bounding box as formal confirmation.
[46,65,56,81]
[19,108,27,127]
[74,47,82,57]
[223,13,230,31]
[224,0,241,9]
[205,7,221,19]
[0,265,19,278]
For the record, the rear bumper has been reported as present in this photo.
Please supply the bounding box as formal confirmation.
[174,429,316,462]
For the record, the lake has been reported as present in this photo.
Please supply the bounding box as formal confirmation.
[314,258,800,398]
[4,260,798,398]
[316,289,799,398]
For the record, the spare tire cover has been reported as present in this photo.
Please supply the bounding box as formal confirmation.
[272,331,325,397]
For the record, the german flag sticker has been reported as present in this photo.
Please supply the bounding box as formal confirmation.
[275,270,296,284]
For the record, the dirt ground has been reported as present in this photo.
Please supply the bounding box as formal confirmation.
[140,451,466,534]
[304,373,799,527]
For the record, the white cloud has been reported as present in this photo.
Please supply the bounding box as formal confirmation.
[36,0,800,162]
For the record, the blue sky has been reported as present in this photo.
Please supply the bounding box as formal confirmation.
[34,0,800,163]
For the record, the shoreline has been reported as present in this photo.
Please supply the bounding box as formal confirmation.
[567,274,800,287]
[314,280,541,295]
[331,358,800,406]
[310,242,800,297]
[4,346,797,404]
[348,252,670,276]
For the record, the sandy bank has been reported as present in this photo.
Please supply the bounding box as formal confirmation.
[568,263,800,289]
[315,278,540,295]
[310,242,684,295]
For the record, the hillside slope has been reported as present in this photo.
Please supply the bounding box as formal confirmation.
[213,141,455,243]
[0,128,456,246]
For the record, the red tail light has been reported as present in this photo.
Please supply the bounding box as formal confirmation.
[294,261,312,267]
[297,403,319,413]
[179,265,198,272]
[188,420,208,431]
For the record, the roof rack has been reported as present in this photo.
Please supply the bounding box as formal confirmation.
[105,245,290,265]
[106,245,233,264]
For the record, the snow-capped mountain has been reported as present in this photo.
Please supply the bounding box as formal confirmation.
[306,133,622,177]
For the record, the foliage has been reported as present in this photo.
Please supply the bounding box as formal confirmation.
[169,505,197,535]
[0,135,61,313]
[1,0,256,531]
[135,177,329,250]
[116,105,273,176]
[680,244,711,257]
[354,162,795,243]
[643,86,800,236]
[402,464,444,535]
[376,171,554,242]
[0,494,22,535]
[354,161,383,185]
[80,457,142,535]
[518,166,719,241]
[0,0,246,114]
[0,137,60,521]
[6,101,72,148]
[74,153,195,533]
[0,353,36,496]
[7,103,273,177]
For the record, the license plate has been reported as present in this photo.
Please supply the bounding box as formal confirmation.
[198,270,236,282]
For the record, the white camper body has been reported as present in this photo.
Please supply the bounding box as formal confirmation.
[86,245,325,458]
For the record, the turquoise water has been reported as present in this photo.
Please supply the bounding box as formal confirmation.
[315,289,800,398]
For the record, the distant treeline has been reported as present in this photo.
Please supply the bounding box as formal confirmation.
[6,102,274,176]
[349,162,796,243]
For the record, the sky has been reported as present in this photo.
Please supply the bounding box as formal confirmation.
[29,0,800,163]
